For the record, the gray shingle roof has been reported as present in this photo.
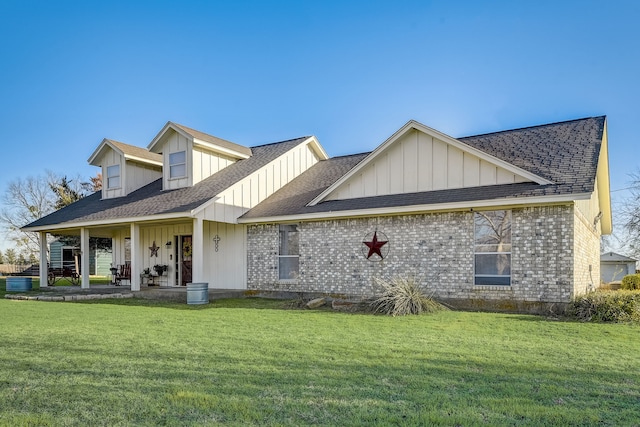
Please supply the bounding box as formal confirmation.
[459,116,605,192]
[107,139,163,164]
[25,137,309,229]
[241,116,606,220]
[171,122,253,158]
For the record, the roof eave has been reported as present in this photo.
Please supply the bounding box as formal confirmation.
[123,154,164,167]
[597,118,612,235]
[22,212,193,233]
[239,193,588,224]
[192,138,251,160]
[87,138,122,166]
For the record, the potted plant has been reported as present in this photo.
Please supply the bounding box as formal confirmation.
[153,264,168,276]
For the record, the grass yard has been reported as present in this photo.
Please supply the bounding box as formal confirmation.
[0,287,639,425]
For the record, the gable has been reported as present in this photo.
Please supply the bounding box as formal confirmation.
[87,138,162,200]
[319,124,545,203]
[147,122,253,191]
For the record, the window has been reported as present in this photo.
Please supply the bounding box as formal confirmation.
[169,151,186,178]
[124,238,131,263]
[474,210,511,286]
[279,224,299,280]
[106,165,120,189]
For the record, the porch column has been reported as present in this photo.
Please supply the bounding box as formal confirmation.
[80,228,90,289]
[39,232,48,287]
[130,223,141,291]
[192,217,204,283]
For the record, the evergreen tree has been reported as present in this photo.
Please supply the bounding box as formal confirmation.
[5,248,17,264]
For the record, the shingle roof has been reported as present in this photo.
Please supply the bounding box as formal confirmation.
[107,139,163,164]
[171,122,253,158]
[458,116,605,193]
[241,116,606,220]
[25,137,309,229]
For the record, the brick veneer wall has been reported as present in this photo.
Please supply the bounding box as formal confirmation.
[247,204,591,305]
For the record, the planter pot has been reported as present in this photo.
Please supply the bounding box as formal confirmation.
[187,282,209,305]
[7,277,33,292]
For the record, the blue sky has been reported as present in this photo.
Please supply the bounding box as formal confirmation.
[0,0,638,250]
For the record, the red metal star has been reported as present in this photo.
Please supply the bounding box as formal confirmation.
[363,231,388,259]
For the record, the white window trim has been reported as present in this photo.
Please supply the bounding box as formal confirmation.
[106,164,121,190]
[169,151,187,180]
[278,224,299,282]
[473,210,512,286]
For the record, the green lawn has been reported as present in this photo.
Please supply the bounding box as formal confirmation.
[0,286,639,426]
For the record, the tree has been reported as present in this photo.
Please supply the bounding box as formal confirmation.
[0,171,58,254]
[49,175,87,210]
[0,249,4,264]
[0,171,97,257]
[613,172,640,259]
[5,248,16,264]
[90,173,102,191]
[48,173,110,251]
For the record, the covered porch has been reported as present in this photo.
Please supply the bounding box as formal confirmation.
[33,216,247,292]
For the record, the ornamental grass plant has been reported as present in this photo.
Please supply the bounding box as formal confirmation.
[570,289,640,323]
[371,275,448,316]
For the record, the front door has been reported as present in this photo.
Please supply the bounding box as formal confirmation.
[175,235,192,286]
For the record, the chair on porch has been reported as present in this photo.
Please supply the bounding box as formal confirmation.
[114,262,131,286]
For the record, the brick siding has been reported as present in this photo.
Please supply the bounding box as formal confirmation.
[247,204,600,304]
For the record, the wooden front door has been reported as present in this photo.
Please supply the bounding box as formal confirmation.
[175,235,192,286]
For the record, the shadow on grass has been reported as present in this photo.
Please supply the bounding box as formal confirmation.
[73,297,294,311]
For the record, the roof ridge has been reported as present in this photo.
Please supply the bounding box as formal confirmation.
[250,136,311,149]
[107,139,144,149]
[171,122,236,144]
[329,152,371,160]
[459,115,606,139]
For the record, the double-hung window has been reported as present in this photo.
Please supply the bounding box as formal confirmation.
[279,224,299,280]
[169,151,186,179]
[106,165,120,189]
[474,210,511,286]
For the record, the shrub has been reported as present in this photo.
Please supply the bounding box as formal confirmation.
[569,290,640,323]
[621,274,640,290]
[371,275,448,316]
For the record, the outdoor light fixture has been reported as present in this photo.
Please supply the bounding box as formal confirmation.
[165,241,172,247]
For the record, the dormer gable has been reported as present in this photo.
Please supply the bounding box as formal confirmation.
[88,139,162,199]
[147,122,252,190]
[309,120,553,205]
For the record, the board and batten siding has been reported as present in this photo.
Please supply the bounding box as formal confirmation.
[113,223,193,286]
[163,130,192,190]
[204,221,246,289]
[124,161,162,196]
[193,146,236,185]
[112,221,246,289]
[161,130,242,190]
[100,150,125,199]
[201,141,321,223]
[326,129,530,200]
[575,176,601,231]
[97,149,161,199]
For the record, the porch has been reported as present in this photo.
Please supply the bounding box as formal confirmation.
[32,217,247,292]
